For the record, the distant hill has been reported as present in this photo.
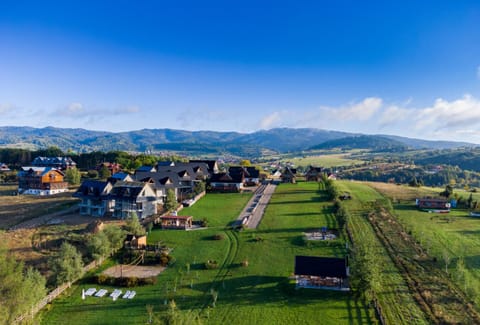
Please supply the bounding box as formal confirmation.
[0,126,475,157]
[309,135,409,152]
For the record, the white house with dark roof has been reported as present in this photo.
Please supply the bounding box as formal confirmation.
[74,180,114,217]
[108,181,159,219]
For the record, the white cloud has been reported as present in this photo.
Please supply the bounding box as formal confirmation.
[333,97,383,121]
[259,111,282,129]
[255,94,480,143]
[52,103,140,119]
[0,103,16,115]
[414,95,480,131]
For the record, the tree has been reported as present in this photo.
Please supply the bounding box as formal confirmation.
[125,212,146,236]
[87,231,111,260]
[103,225,126,254]
[0,246,46,324]
[193,181,205,196]
[440,185,454,198]
[165,189,178,212]
[408,176,419,187]
[65,167,81,185]
[99,165,112,179]
[49,242,84,286]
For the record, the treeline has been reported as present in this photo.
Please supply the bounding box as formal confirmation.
[340,165,480,188]
[0,243,46,324]
[0,147,187,171]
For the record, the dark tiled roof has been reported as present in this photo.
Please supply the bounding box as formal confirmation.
[210,172,243,183]
[109,181,148,201]
[295,256,347,278]
[74,180,110,197]
[136,165,157,172]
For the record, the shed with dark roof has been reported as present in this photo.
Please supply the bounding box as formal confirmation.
[294,256,349,290]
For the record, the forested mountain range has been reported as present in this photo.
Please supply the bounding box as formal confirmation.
[0,126,475,156]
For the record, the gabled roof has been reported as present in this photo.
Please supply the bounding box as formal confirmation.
[110,172,133,182]
[136,165,157,173]
[109,181,151,200]
[18,166,64,177]
[31,156,76,167]
[306,166,323,173]
[295,256,347,278]
[157,161,175,167]
[210,172,243,184]
[0,163,10,171]
[134,171,180,190]
[246,167,260,178]
[74,180,111,198]
[189,159,218,173]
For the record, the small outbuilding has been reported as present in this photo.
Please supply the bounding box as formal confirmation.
[294,256,349,291]
[159,215,193,230]
[124,234,147,249]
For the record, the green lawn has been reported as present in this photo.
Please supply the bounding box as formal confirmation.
[40,183,372,324]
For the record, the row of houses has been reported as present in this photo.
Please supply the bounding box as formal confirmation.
[277,166,336,184]
[75,161,216,219]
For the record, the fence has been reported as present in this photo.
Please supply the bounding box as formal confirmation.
[14,257,105,324]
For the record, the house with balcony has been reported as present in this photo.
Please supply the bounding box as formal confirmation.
[108,181,159,219]
[74,180,113,217]
[18,167,69,195]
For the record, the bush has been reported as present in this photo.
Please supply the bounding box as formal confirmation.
[205,260,219,270]
[139,276,158,285]
[212,233,224,240]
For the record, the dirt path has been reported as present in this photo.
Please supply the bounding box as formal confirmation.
[8,205,80,231]
[103,265,165,278]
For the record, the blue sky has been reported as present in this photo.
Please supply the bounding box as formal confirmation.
[1,1,480,142]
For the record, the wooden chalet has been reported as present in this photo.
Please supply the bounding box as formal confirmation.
[124,234,147,249]
[305,166,324,182]
[18,167,69,195]
[294,256,349,291]
[96,162,122,175]
[281,167,297,184]
[159,215,193,230]
[416,198,451,212]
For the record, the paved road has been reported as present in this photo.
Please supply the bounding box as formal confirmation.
[235,183,277,229]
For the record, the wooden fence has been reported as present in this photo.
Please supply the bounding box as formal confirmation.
[14,257,105,324]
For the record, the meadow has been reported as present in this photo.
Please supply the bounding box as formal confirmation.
[371,183,480,307]
[280,153,363,168]
[40,182,373,324]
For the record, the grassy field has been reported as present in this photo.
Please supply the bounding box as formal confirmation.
[368,182,480,308]
[281,153,363,168]
[40,182,373,324]
[336,181,429,324]
[0,184,78,229]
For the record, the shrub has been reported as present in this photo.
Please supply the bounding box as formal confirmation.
[212,234,224,240]
[205,260,219,270]
[139,276,157,285]
[96,274,109,285]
